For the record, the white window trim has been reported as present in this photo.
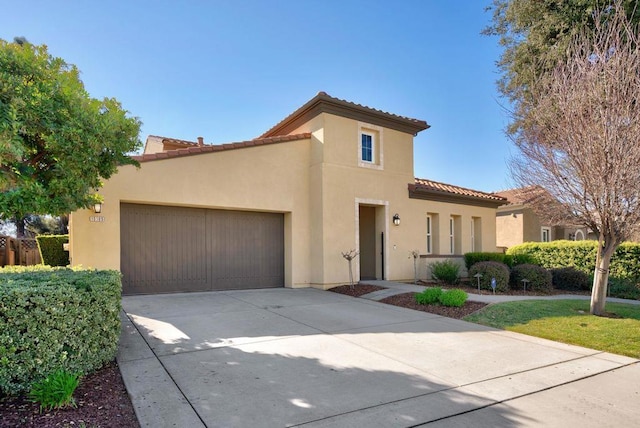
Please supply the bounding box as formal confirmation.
[541,227,551,242]
[449,217,455,254]
[358,122,383,170]
[426,215,432,254]
[575,229,585,241]
[470,219,475,252]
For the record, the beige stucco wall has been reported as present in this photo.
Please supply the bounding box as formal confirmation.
[70,138,313,287]
[496,208,524,249]
[71,111,500,290]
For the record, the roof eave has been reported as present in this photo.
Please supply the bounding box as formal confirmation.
[260,93,429,138]
[408,184,508,209]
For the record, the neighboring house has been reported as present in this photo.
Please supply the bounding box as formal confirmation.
[494,186,594,250]
[69,92,506,294]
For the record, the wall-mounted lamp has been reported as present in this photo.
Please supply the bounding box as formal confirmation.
[93,202,103,214]
[392,213,400,226]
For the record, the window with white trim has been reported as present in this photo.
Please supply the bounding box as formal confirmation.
[361,133,373,163]
[541,227,551,242]
[426,215,432,254]
[449,217,455,254]
[470,219,475,252]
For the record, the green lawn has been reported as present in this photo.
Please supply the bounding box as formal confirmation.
[463,300,640,358]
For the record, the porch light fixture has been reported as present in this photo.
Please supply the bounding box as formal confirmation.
[393,213,400,226]
[93,202,103,214]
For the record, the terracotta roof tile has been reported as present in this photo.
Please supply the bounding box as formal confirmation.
[132,133,311,163]
[413,178,507,202]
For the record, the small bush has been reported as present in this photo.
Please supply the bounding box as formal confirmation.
[551,267,591,291]
[468,261,510,292]
[0,267,121,395]
[28,369,79,411]
[416,287,442,305]
[36,235,69,266]
[608,278,640,300]
[510,264,552,293]
[438,289,468,307]
[430,260,460,284]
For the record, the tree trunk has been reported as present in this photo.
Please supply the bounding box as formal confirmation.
[15,216,26,238]
[590,239,616,316]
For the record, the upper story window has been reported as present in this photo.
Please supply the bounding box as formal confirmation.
[358,123,383,170]
[361,133,374,163]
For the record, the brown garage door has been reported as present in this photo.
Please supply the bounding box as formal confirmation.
[120,203,284,294]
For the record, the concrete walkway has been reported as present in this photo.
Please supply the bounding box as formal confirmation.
[118,288,640,427]
[360,280,640,305]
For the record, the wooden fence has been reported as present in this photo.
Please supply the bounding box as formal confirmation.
[0,235,42,267]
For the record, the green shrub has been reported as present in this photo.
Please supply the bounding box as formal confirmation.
[416,287,442,305]
[551,267,591,291]
[510,264,553,293]
[438,289,468,307]
[430,260,460,284]
[36,235,69,266]
[28,369,79,411]
[468,261,510,292]
[0,267,121,395]
[507,241,640,281]
[464,252,536,269]
[608,278,640,300]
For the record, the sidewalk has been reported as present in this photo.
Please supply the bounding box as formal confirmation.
[359,280,640,305]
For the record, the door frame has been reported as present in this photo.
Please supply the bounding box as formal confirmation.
[354,198,388,281]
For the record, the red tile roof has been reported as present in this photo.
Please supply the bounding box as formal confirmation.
[260,92,429,138]
[147,135,198,147]
[409,178,507,208]
[414,178,506,202]
[493,186,548,206]
[132,133,311,163]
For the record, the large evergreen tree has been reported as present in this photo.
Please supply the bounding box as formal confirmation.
[0,38,141,236]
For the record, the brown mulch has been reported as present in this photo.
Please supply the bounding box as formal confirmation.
[0,361,140,428]
[380,292,488,319]
[328,283,487,319]
[328,283,386,297]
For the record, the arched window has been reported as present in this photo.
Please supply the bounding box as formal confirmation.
[574,230,585,241]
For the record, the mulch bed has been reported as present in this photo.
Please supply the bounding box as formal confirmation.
[380,292,488,319]
[0,361,140,428]
[328,284,386,297]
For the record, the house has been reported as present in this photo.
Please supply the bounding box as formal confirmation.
[69,92,506,294]
[494,186,594,250]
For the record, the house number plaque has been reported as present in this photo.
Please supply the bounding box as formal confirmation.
[89,216,105,223]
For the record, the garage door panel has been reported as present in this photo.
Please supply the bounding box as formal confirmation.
[121,204,284,294]
[207,210,284,290]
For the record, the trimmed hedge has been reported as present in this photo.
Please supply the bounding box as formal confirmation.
[510,264,553,293]
[464,252,536,270]
[36,235,70,267]
[506,241,640,281]
[0,267,121,395]
[468,261,510,292]
[551,267,591,291]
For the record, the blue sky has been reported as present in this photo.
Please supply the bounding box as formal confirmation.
[1,1,515,192]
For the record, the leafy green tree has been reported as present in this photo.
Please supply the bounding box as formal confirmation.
[484,0,640,135]
[0,38,141,237]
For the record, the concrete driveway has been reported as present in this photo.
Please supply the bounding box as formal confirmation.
[117,288,640,427]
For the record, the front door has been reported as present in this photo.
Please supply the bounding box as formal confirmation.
[359,206,376,280]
